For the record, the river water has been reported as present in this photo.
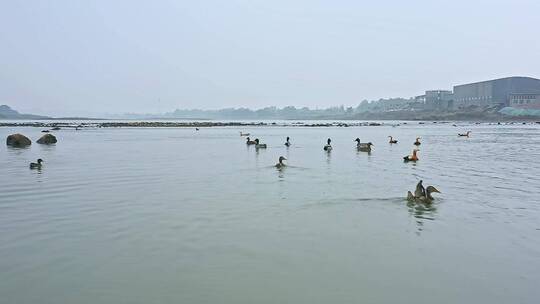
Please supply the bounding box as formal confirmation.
[1,122,539,303]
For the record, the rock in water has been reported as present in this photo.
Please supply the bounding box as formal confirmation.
[37,134,57,144]
[6,133,31,147]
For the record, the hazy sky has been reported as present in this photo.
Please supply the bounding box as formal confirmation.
[1,0,539,116]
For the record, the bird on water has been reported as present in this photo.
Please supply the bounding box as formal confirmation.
[285,137,291,147]
[254,139,267,149]
[323,138,332,151]
[275,156,287,168]
[388,136,398,144]
[30,159,43,169]
[354,138,374,152]
[407,180,441,204]
[403,149,419,162]
[414,137,421,146]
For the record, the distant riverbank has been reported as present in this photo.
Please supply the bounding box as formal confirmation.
[2,120,540,129]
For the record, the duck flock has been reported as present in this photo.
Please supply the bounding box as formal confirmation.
[240,130,471,204]
[25,128,472,205]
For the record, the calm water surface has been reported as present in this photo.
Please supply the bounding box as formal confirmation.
[1,123,539,303]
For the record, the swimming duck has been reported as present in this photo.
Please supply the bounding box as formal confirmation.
[284,137,291,147]
[403,149,419,162]
[323,138,332,151]
[388,136,398,144]
[407,181,441,204]
[414,137,421,146]
[246,137,256,145]
[195,128,200,131]
[354,138,374,152]
[29,159,43,169]
[254,138,267,149]
[41,130,50,133]
[275,156,287,168]
[458,131,471,137]
[240,132,250,136]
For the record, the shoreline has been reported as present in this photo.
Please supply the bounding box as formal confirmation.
[1,120,539,129]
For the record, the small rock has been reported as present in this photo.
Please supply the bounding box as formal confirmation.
[37,134,57,144]
[6,134,32,147]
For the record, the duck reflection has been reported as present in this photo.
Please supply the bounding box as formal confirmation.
[326,149,332,165]
[407,200,438,235]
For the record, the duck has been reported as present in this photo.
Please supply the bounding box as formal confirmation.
[275,156,287,168]
[240,132,250,136]
[246,137,256,145]
[403,149,419,162]
[414,137,421,146]
[407,181,441,204]
[388,136,398,144]
[254,138,267,149]
[323,138,332,151]
[458,131,471,137]
[195,128,200,131]
[284,137,291,147]
[29,159,43,169]
[51,127,61,131]
[354,138,374,152]
[41,130,50,133]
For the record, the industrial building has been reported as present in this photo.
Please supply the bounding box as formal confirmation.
[415,90,454,110]
[453,76,540,109]
[419,76,540,110]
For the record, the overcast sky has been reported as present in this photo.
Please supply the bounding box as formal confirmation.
[1,0,539,116]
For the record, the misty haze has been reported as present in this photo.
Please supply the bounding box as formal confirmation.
[1,1,540,304]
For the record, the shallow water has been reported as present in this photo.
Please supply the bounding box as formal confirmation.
[1,123,539,303]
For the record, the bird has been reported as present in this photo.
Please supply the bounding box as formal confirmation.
[414,137,421,146]
[246,137,256,145]
[29,159,43,169]
[403,149,419,162]
[240,132,250,136]
[323,138,332,151]
[407,181,441,204]
[275,156,287,168]
[254,138,267,149]
[354,138,374,152]
[41,130,50,133]
[284,137,291,147]
[195,128,199,131]
[388,136,398,144]
[51,127,61,130]
[458,131,471,137]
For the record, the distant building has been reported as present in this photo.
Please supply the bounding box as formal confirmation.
[453,76,540,109]
[415,90,454,110]
[426,90,453,110]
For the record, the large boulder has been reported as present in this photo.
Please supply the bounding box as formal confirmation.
[37,134,57,144]
[6,133,31,147]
